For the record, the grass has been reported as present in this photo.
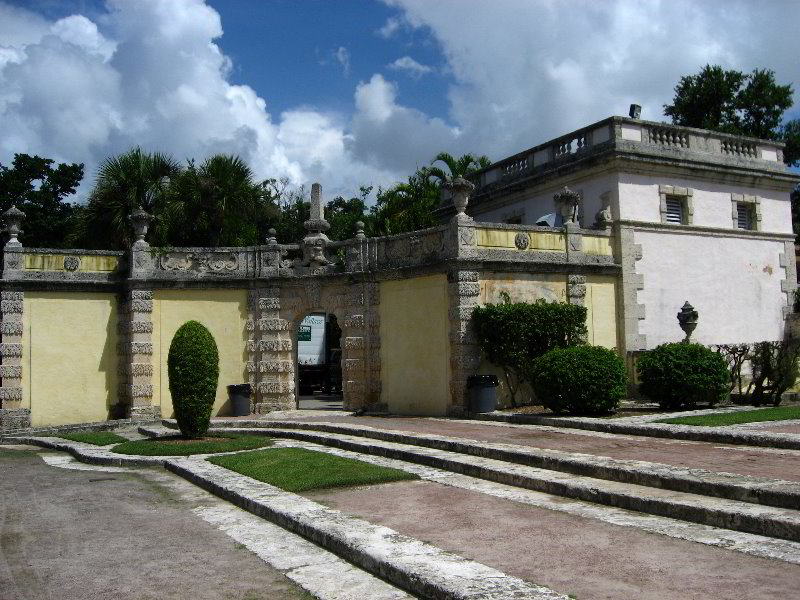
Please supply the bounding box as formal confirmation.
[208,447,418,492]
[57,431,129,445]
[658,405,800,426]
[112,433,273,456]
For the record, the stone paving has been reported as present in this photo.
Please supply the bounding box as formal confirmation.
[242,414,800,482]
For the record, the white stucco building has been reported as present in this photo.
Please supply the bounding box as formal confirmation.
[443,116,800,353]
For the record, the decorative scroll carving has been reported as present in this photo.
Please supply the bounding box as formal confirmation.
[159,251,238,272]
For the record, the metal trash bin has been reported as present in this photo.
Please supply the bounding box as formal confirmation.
[467,375,499,413]
[227,383,252,417]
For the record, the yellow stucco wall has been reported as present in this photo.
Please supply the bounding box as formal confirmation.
[379,274,450,415]
[22,292,118,426]
[582,235,614,257]
[476,229,565,251]
[152,289,248,418]
[24,254,119,272]
[585,275,619,350]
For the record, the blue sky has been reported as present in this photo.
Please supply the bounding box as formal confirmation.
[1,0,798,201]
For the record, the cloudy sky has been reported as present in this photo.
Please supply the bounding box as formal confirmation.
[1,0,798,202]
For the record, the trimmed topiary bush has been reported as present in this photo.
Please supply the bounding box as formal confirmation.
[168,320,219,438]
[528,346,626,414]
[637,342,728,410]
[472,297,588,406]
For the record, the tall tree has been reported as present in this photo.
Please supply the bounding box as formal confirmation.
[80,147,181,249]
[372,168,440,235]
[166,155,277,247]
[428,152,492,183]
[0,154,83,248]
[664,65,798,165]
[326,186,372,241]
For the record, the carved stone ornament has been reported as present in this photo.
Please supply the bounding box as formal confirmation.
[514,232,530,250]
[159,251,238,272]
[129,208,153,248]
[442,177,475,215]
[553,186,581,224]
[459,227,475,246]
[3,205,25,247]
[63,256,80,272]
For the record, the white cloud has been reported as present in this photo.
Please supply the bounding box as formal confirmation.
[0,0,396,203]
[388,56,432,78]
[376,16,402,38]
[334,46,350,76]
[1,0,799,215]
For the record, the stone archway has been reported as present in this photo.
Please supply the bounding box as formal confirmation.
[248,278,380,413]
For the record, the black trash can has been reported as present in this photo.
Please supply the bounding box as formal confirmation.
[227,383,252,417]
[467,375,499,413]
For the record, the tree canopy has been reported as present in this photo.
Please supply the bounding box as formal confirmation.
[0,154,83,248]
[664,65,798,165]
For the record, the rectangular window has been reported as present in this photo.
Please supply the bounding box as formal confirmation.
[736,203,752,230]
[665,197,683,224]
[504,215,523,225]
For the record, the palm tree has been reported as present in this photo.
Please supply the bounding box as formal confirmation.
[81,148,181,249]
[372,167,440,235]
[427,152,491,184]
[167,154,276,246]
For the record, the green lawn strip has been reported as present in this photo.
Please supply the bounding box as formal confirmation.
[112,433,272,456]
[57,431,129,445]
[658,405,800,427]
[208,447,418,492]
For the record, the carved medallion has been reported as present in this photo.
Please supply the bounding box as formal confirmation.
[459,227,475,246]
[514,232,530,250]
[63,256,80,271]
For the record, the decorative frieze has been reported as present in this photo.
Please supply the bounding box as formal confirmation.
[0,344,22,357]
[259,360,293,373]
[344,337,364,349]
[129,342,153,355]
[130,299,153,313]
[0,321,23,335]
[0,387,22,401]
[0,365,22,378]
[129,384,153,399]
[259,339,293,352]
[258,318,289,332]
[0,300,23,314]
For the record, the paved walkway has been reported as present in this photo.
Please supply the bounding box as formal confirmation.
[0,445,405,600]
[310,479,800,600]
[257,414,800,482]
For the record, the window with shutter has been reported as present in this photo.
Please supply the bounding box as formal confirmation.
[665,197,683,224]
[737,203,751,230]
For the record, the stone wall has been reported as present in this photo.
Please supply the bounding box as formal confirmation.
[0,186,623,429]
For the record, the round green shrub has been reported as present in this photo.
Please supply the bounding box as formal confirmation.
[637,342,728,410]
[168,320,220,438]
[529,346,626,414]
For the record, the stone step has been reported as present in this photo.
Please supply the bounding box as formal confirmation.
[180,419,800,510]
[196,424,800,543]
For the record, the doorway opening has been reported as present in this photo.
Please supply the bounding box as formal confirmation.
[296,312,343,410]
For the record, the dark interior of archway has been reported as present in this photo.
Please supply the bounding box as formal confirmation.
[297,313,343,410]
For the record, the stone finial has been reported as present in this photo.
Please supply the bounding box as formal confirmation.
[594,205,613,229]
[304,182,330,235]
[129,207,154,248]
[266,228,277,246]
[3,205,25,247]
[354,221,366,240]
[677,301,698,343]
[442,177,475,217]
[554,186,581,227]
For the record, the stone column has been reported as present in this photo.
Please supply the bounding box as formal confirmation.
[341,284,371,411]
[0,290,28,429]
[447,270,481,416]
[617,225,646,351]
[123,290,159,419]
[254,287,294,413]
[566,274,587,306]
